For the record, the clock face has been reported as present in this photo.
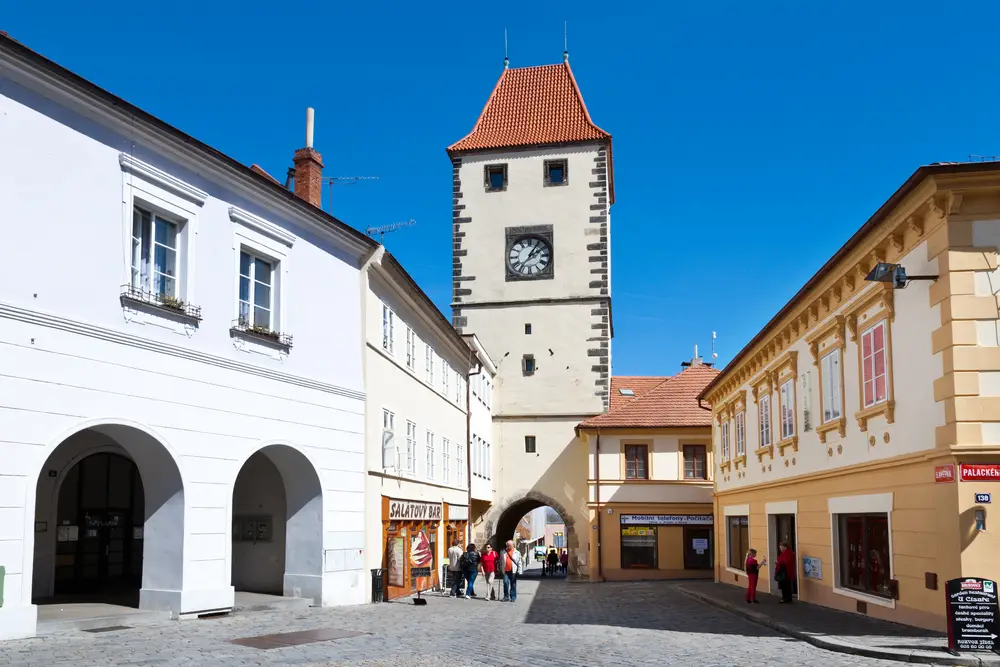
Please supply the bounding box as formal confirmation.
[508,236,552,276]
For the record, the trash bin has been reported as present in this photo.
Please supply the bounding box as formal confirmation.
[371,568,385,603]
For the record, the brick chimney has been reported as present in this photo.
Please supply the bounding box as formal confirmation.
[293,108,324,209]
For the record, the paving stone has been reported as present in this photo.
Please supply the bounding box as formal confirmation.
[0,578,908,666]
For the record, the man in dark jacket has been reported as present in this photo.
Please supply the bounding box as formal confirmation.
[462,543,482,598]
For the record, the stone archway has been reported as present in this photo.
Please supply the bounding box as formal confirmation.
[482,489,579,574]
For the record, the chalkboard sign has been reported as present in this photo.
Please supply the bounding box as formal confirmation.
[945,577,999,653]
[411,567,431,578]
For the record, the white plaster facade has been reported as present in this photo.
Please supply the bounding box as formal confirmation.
[466,334,497,505]
[0,39,374,639]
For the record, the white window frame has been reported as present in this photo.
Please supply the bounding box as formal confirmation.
[425,345,434,384]
[456,439,465,485]
[735,412,746,457]
[821,348,842,422]
[229,206,292,339]
[426,430,435,480]
[238,248,277,331]
[455,372,464,403]
[405,421,417,475]
[119,154,206,313]
[382,304,396,354]
[723,504,751,577]
[486,440,491,479]
[442,361,450,395]
[720,420,730,461]
[405,327,416,370]
[780,380,795,439]
[758,394,771,448]
[442,437,451,484]
[828,493,895,609]
[861,321,889,409]
[382,409,395,469]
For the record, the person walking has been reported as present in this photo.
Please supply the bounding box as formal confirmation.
[480,544,498,601]
[447,540,464,597]
[560,549,569,575]
[462,543,481,599]
[546,548,559,576]
[745,548,765,603]
[501,540,523,602]
[775,541,796,603]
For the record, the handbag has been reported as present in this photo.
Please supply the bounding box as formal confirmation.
[775,566,788,584]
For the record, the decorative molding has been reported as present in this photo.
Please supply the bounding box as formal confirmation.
[947,192,964,215]
[776,435,799,455]
[754,444,774,462]
[119,153,208,204]
[845,284,894,342]
[229,206,297,246]
[907,215,924,236]
[806,315,846,366]
[0,301,364,401]
[769,349,798,381]
[856,399,895,432]
[733,454,747,469]
[816,417,847,443]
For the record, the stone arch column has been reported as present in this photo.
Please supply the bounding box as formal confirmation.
[482,489,580,573]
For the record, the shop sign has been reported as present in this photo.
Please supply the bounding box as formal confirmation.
[389,499,443,521]
[935,465,956,483]
[960,464,1000,482]
[945,577,999,653]
[619,514,713,526]
[386,538,404,587]
[621,527,656,537]
[448,504,469,521]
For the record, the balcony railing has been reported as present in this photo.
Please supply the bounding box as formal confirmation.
[230,318,293,351]
[120,285,202,322]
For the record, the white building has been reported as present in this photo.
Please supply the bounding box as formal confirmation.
[0,34,376,639]
[465,334,498,530]
[362,256,496,600]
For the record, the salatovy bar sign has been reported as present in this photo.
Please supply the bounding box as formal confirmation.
[389,499,443,521]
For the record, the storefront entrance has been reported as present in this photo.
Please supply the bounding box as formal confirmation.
[771,513,798,596]
[381,497,442,600]
[682,526,713,570]
[54,453,144,595]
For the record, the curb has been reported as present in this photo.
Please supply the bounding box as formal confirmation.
[676,586,1000,667]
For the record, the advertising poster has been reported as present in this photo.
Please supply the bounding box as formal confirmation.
[387,537,404,587]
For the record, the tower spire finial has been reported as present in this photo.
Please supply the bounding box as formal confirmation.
[563,21,569,63]
[504,28,509,69]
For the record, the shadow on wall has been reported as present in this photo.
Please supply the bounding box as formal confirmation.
[481,429,588,571]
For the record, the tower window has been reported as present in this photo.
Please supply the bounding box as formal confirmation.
[484,164,507,192]
[525,323,532,335]
[544,159,568,186]
[525,436,537,453]
[522,354,536,375]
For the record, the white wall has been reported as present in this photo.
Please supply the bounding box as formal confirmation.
[469,367,496,502]
[0,68,368,639]
[231,453,286,595]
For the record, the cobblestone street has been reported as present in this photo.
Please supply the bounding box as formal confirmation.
[0,578,908,666]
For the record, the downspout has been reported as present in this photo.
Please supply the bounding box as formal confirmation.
[595,427,605,582]
[358,244,383,603]
[467,348,481,545]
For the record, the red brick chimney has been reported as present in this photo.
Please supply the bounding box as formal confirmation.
[293,107,324,209]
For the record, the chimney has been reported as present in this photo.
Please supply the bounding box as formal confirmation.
[682,344,704,369]
[293,107,324,209]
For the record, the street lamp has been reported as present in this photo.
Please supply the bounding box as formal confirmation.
[864,263,938,289]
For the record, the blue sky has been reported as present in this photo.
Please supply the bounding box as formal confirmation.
[5,2,1000,376]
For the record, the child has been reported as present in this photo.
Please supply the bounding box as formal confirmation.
[745,548,766,603]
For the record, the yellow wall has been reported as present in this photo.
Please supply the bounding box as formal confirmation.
[591,502,714,581]
[711,454,1000,632]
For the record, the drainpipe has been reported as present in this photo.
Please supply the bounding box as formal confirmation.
[595,427,605,582]
[467,348,481,545]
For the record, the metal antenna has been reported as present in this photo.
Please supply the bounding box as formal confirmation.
[711,331,718,361]
[504,29,509,69]
[322,176,379,213]
[366,219,416,244]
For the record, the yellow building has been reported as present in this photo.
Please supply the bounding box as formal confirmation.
[699,161,1000,631]
[578,360,718,581]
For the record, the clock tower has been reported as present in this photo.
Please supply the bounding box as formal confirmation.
[447,55,613,568]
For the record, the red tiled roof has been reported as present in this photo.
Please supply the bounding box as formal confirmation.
[250,163,281,185]
[610,376,670,411]
[447,62,614,202]
[580,365,720,429]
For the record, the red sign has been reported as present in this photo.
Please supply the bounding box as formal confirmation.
[960,464,1000,482]
[935,465,956,483]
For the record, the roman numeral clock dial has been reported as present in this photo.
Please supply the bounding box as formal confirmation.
[508,236,551,277]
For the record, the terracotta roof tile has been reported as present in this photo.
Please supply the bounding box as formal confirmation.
[250,163,281,185]
[610,376,670,410]
[447,62,614,202]
[581,365,720,429]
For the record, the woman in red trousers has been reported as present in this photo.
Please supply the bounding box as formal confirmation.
[745,549,765,603]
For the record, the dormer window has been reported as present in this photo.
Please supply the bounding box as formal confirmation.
[544,159,568,186]
[484,164,507,192]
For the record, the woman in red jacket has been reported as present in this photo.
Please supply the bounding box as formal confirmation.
[775,541,796,603]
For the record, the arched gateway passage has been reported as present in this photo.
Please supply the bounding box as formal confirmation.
[230,445,323,603]
[32,424,184,608]
[482,491,578,575]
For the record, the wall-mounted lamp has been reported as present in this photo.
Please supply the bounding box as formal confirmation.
[865,263,938,289]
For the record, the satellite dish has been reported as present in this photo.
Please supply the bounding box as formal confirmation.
[382,430,395,469]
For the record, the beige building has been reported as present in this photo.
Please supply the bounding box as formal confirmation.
[578,362,718,580]
[361,253,495,600]
[447,55,613,574]
[700,161,1000,631]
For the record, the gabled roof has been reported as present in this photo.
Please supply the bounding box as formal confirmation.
[580,365,719,430]
[610,376,670,411]
[447,61,615,202]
